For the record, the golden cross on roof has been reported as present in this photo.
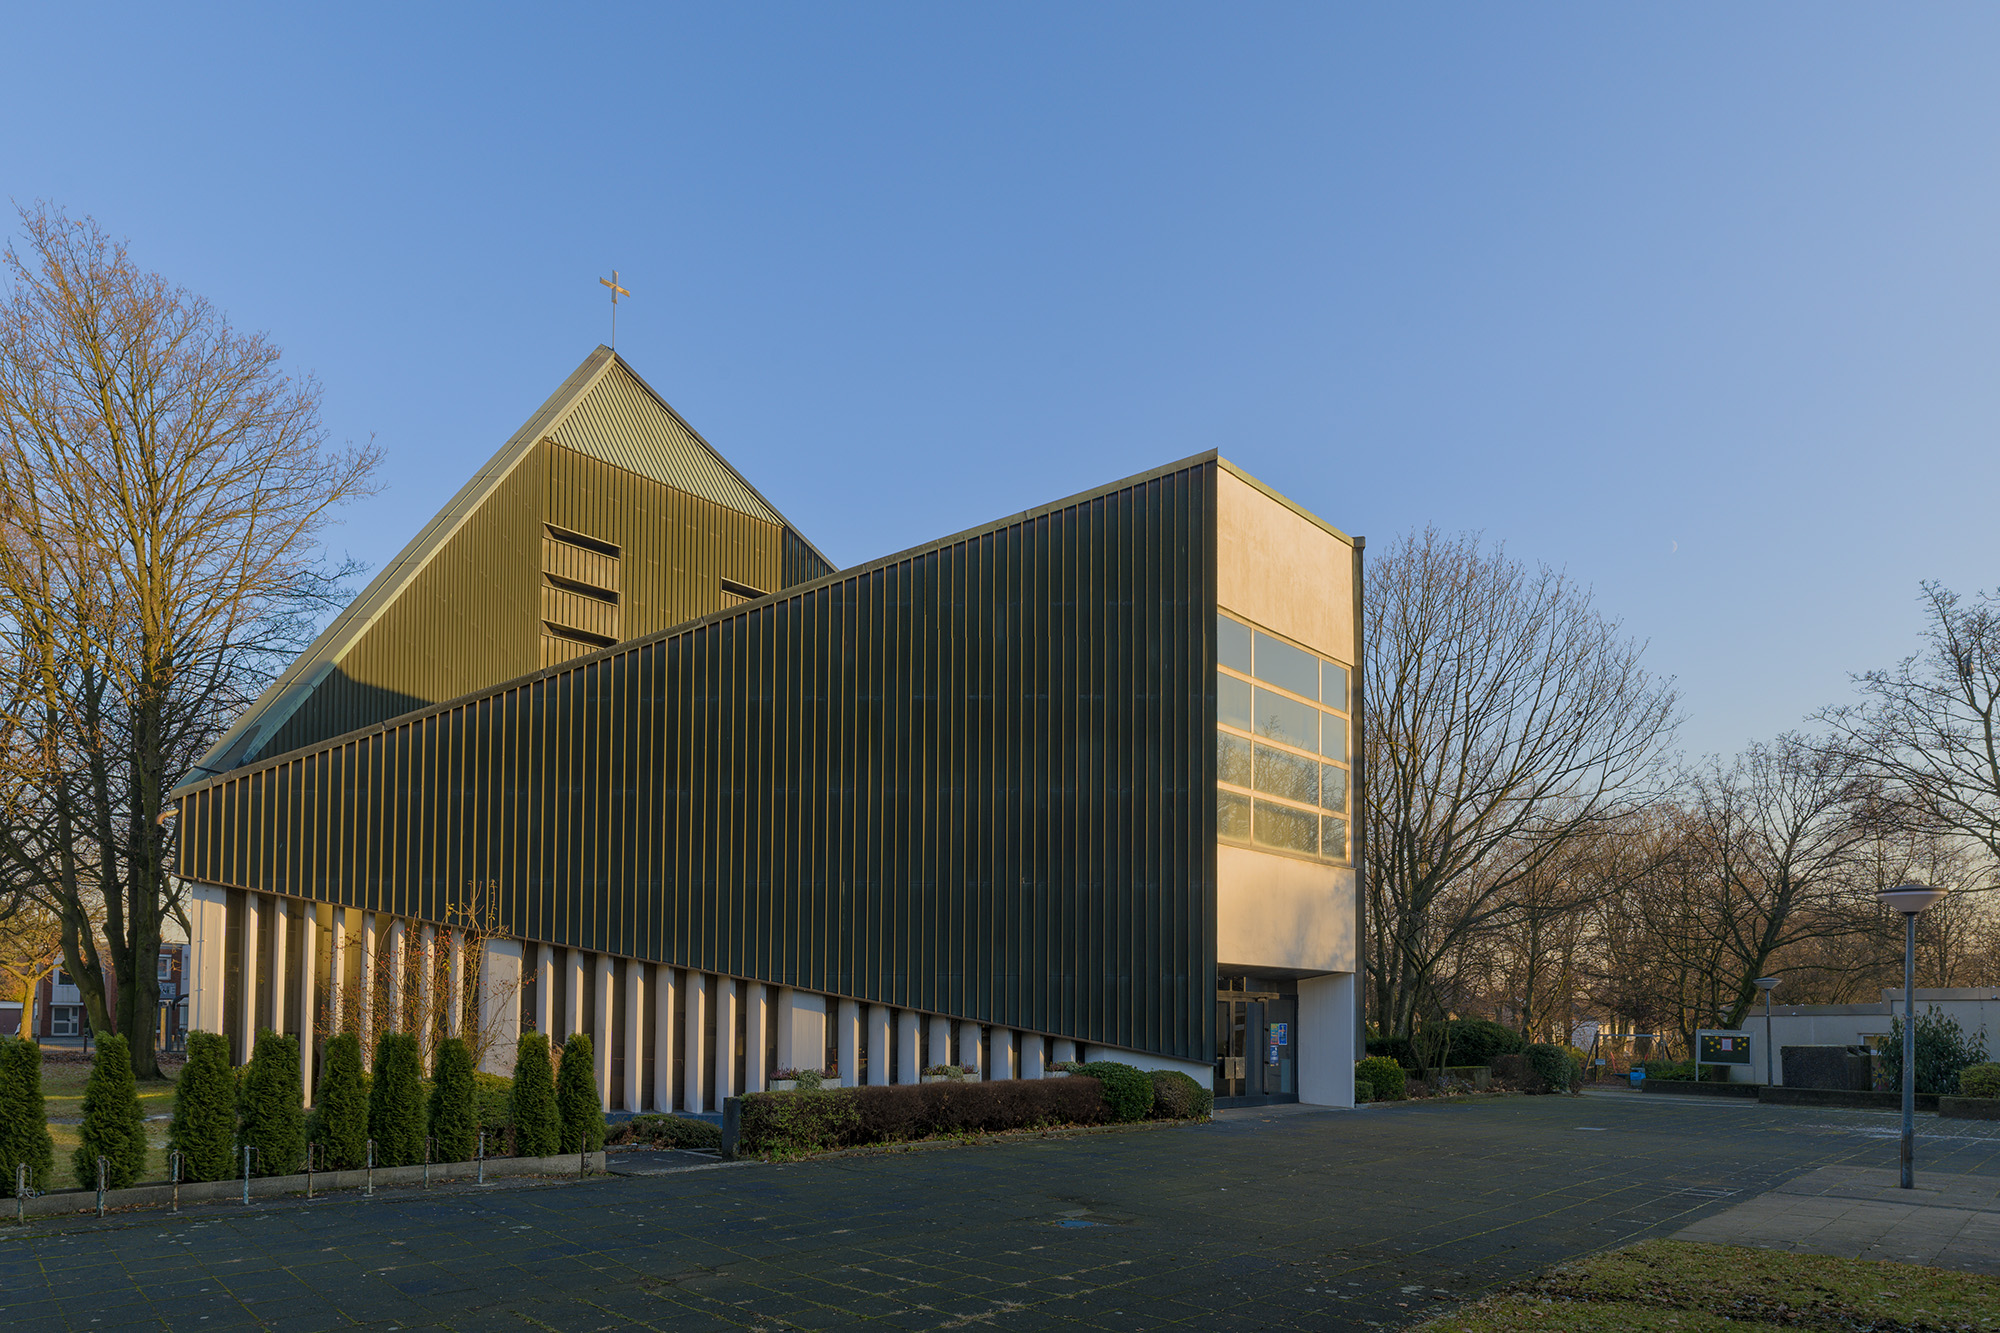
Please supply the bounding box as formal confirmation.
[599,270,631,348]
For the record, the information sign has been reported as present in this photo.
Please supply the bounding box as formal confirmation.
[1696,1030,1753,1066]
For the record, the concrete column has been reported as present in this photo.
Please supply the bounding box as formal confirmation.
[446,930,465,1038]
[299,908,317,1106]
[652,966,677,1112]
[684,972,709,1114]
[328,907,347,1037]
[714,977,738,1108]
[958,1021,986,1080]
[928,1015,953,1072]
[993,1028,1017,1079]
[593,953,614,1110]
[897,1010,921,1084]
[775,988,796,1073]
[386,919,407,1034]
[1023,1033,1046,1079]
[534,944,555,1038]
[622,957,644,1114]
[186,884,228,1037]
[417,924,436,1066]
[744,982,768,1093]
[478,938,523,1076]
[836,999,860,1088]
[1052,1037,1077,1064]
[270,897,289,1038]
[238,893,262,1061]
[865,1005,892,1086]
[566,950,587,1040]
[359,913,377,1048]
[1297,972,1356,1108]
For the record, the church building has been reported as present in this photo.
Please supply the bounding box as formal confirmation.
[172,347,1364,1111]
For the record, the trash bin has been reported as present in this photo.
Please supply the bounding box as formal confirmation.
[1629,1067,1646,1088]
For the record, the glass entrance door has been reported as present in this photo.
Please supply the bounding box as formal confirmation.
[1215,975,1299,1105]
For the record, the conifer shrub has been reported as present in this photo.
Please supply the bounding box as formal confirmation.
[428,1037,477,1162]
[1147,1069,1214,1120]
[169,1031,237,1182]
[74,1033,148,1189]
[309,1033,368,1170]
[1355,1055,1407,1101]
[555,1032,604,1152]
[0,1037,55,1195]
[509,1033,560,1158]
[1076,1060,1153,1122]
[369,1032,425,1167]
[237,1030,305,1176]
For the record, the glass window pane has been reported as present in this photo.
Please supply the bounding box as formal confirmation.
[1253,687,1318,751]
[1322,661,1349,712]
[1254,800,1318,855]
[1321,764,1348,812]
[1218,790,1251,841]
[1320,711,1348,762]
[1217,615,1252,674]
[1219,674,1252,731]
[1254,632,1320,699]
[1254,744,1318,805]
[1322,815,1349,860]
[1218,732,1253,787]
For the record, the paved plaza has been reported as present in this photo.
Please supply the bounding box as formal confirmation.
[4,1091,1998,1332]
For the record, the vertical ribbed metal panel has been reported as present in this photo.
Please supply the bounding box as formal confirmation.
[178,460,1218,1062]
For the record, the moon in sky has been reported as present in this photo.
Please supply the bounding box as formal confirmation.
[1670,540,1679,554]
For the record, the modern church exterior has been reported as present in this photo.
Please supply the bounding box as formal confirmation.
[171,347,1364,1113]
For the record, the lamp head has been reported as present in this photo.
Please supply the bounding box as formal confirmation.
[1877,883,1947,916]
[1753,977,1780,993]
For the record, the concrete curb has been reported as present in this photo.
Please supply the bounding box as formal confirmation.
[8,1151,606,1221]
[1640,1080,1761,1100]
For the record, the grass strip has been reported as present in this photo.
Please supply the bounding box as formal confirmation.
[1414,1240,2000,1333]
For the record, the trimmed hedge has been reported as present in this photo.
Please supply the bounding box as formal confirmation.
[556,1033,605,1153]
[607,1114,724,1151]
[429,1037,478,1162]
[1078,1061,1152,1122]
[1524,1043,1578,1093]
[238,1030,305,1177]
[75,1033,148,1189]
[0,1037,55,1195]
[510,1033,560,1158]
[737,1077,1110,1156]
[369,1032,426,1167]
[1960,1063,2000,1100]
[309,1033,369,1170]
[1148,1069,1213,1120]
[169,1031,237,1181]
[1355,1055,1407,1101]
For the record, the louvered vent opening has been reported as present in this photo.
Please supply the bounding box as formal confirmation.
[542,524,621,655]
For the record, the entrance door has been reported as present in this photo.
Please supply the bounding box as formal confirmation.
[1215,976,1299,1106]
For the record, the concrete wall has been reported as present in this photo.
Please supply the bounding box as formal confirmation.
[1217,846,1354,975]
[1216,467,1354,663]
[1732,990,2000,1085]
[1297,973,1356,1107]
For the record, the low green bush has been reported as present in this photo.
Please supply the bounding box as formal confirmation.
[1353,1075,1374,1104]
[736,1077,1108,1157]
[473,1071,513,1135]
[1148,1069,1212,1120]
[1077,1061,1152,1122]
[0,1037,55,1195]
[1442,1019,1526,1065]
[509,1033,560,1158]
[608,1114,724,1151]
[170,1031,237,1181]
[76,1033,149,1189]
[1365,1034,1416,1069]
[1878,1007,1991,1096]
[1959,1062,2000,1099]
[1641,1060,1695,1082]
[1524,1043,1577,1094]
[1355,1055,1407,1101]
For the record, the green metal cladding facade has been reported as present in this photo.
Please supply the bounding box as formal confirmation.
[177,457,1220,1062]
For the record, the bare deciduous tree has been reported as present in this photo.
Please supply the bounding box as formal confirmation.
[1364,527,1680,1041]
[0,203,379,1078]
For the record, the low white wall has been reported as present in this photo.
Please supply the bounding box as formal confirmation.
[1082,1045,1212,1084]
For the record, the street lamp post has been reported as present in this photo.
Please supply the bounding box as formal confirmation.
[1754,977,1779,1086]
[1877,882,1947,1190]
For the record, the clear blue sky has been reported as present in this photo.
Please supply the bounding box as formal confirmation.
[6,7,1996,761]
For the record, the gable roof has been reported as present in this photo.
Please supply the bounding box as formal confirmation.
[185,346,831,785]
